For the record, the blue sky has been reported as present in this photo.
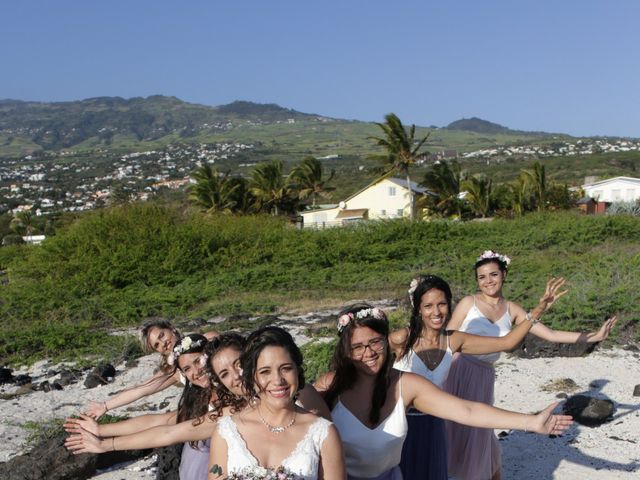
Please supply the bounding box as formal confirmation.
[2,0,639,137]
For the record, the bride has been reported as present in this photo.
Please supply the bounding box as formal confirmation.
[208,326,345,480]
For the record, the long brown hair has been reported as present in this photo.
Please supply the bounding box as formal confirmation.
[322,303,392,425]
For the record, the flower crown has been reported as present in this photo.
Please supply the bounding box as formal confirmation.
[166,337,205,366]
[476,250,511,268]
[337,307,386,333]
[407,275,441,307]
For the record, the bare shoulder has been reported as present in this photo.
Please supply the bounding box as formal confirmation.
[203,330,220,340]
[508,301,527,323]
[314,371,335,393]
[389,327,409,351]
[454,295,475,311]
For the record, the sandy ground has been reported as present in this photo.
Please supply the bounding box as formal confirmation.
[1,347,639,479]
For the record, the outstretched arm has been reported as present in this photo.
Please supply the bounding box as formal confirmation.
[530,316,617,344]
[65,414,216,454]
[65,410,177,438]
[456,277,568,354]
[83,370,180,418]
[404,373,572,435]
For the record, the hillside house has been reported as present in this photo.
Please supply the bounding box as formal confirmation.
[300,177,430,228]
[582,176,640,203]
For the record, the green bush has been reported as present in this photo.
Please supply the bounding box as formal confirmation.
[1,204,638,364]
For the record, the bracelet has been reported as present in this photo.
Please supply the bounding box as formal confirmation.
[103,401,109,412]
[526,311,538,325]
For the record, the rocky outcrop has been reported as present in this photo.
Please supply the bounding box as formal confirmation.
[512,333,598,358]
[0,435,96,480]
[563,394,615,427]
[0,434,154,480]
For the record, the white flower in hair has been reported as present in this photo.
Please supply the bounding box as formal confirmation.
[337,313,353,333]
[476,250,511,266]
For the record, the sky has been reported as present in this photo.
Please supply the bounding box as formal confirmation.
[2,0,639,137]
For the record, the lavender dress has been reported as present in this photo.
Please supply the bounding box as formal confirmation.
[178,439,210,480]
[444,299,512,480]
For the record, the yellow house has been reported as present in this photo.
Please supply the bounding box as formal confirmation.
[300,177,429,228]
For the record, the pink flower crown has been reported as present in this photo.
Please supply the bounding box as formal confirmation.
[337,307,386,333]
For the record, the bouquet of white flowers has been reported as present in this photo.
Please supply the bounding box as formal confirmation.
[211,465,300,480]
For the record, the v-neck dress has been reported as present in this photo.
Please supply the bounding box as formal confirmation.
[332,378,407,480]
[444,297,513,480]
[217,415,331,480]
[393,337,453,480]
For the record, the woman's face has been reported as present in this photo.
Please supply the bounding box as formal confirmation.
[476,261,505,297]
[349,325,387,376]
[254,345,298,408]
[147,326,178,355]
[211,346,244,397]
[420,288,449,331]
[178,352,208,388]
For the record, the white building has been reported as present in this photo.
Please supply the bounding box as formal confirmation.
[300,177,430,228]
[582,176,640,203]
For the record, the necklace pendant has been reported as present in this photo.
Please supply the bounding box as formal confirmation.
[270,426,285,433]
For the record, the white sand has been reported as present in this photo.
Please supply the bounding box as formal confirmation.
[1,347,638,479]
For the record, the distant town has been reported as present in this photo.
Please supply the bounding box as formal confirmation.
[2,138,639,217]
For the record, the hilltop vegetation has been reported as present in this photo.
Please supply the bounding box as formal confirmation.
[0,95,575,159]
[0,203,638,365]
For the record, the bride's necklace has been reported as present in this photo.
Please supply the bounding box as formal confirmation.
[258,407,296,434]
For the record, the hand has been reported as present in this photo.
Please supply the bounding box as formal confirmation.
[64,429,107,454]
[64,414,100,436]
[528,402,573,435]
[590,316,618,342]
[83,400,107,419]
[537,277,569,313]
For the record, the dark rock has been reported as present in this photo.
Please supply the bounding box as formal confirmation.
[158,400,171,410]
[95,448,153,470]
[0,367,14,384]
[0,434,97,480]
[154,444,183,480]
[623,344,639,352]
[84,363,116,389]
[57,369,83,386]
[51,382,63,390]
[14,374,33,386]
[633,385,640,397]
[563,394,615,427]
[556,392,568,399]
[513,333,598,358]
[39,381,51,392]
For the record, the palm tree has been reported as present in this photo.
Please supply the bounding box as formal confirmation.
[509,174,530,217]
[463,175,493,218]
[421,160,464,217]
[289,156,335,207]
[189,164,241,214]
[523,161,547,211]
[370,113,430,220]
[249,160,296,215]
[10,211,36,239]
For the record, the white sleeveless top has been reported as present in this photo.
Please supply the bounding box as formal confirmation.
[217,415,331,480]
[393,334,453,388]
[459,296,512,364]
[332,377,408,477]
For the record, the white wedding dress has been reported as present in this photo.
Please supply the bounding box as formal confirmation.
[217,415,331,479]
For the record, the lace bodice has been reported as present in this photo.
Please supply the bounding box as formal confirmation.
[217,415,331,480]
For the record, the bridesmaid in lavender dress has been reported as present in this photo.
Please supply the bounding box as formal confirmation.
[390,275,563,479]
[445,251,617,480]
